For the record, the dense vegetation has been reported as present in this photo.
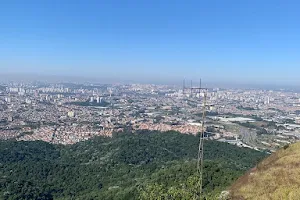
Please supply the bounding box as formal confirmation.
[237,106,255,111]
[0,131,266,199]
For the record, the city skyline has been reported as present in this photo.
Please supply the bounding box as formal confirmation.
[1,79,300,150]
[1,1,300,85]
[0,73,299,91]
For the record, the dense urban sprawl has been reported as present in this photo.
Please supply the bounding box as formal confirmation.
[1,82,300,152]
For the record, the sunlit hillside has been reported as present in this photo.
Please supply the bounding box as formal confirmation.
[230,142,300,200]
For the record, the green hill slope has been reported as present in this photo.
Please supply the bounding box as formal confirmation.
[0,130,266,200]
[230,142,300,200]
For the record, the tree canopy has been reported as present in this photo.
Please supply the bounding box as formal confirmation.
[0,130,266,200]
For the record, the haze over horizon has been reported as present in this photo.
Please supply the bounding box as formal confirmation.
[1,0,300,85]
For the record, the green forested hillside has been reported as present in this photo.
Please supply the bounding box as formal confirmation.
[0,131,266,200]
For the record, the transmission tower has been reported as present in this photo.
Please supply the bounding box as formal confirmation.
[183,79,208,199]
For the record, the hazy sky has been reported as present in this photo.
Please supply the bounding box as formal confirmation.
[0,0,300,85]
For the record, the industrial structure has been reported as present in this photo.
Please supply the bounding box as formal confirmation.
[183,79,208,198]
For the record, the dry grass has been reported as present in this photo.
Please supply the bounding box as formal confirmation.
[230,142,300,200]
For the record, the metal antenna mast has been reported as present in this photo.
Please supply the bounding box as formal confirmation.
[198,89,207,198]
[183,79,208,199]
